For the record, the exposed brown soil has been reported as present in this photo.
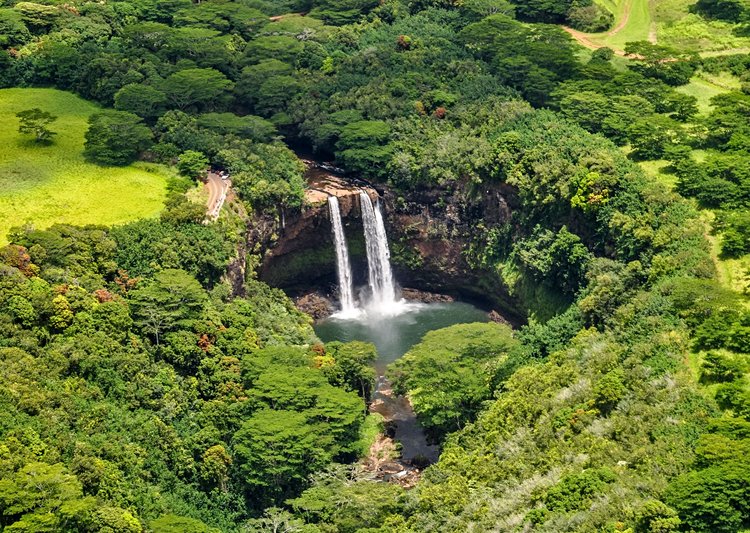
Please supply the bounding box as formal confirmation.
[562,26,631,56]
[608,0,633,37]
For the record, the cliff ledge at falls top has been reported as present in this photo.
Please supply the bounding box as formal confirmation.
[304,170,378,208]
[247,166,377,294]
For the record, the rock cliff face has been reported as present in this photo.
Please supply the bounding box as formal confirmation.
[382,183,525,322]
[244,164,525,322]
[250,168,376,295]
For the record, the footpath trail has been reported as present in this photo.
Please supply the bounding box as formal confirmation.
[564,0,747,58]
[564,24,748,58]
[563,26,630,55]
[608,0,633,37]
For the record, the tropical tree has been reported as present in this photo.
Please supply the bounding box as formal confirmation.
[335,120,392,179]
[232,409,332,506]
[150,514,221,533]
[177,150,209,179]
[113,84,167,119]
[0,9,31,47]
[16,108,57,143]
[625,41,697,86]
[83,110,153,165]
[161,68,233,111]
[389,322,518,440]
[127,268,208,346]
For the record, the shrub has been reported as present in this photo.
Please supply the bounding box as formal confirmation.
[83,111,153,166]
[567,2,613,32]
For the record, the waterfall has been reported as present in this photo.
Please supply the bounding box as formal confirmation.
[359,191,398,308]
[328,196,357,313]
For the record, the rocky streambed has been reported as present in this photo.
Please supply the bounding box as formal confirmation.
[361,376,437,487]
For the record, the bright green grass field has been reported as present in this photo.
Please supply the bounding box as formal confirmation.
[0,88,169,244]
[676,75,732,115]
[654,0,750,52]
[587,0,750,53]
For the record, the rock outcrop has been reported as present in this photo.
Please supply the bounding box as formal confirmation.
[293,291,335,320]
[247,163,377,294]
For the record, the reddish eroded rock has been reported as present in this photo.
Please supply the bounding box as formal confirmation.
[294,291,334,320]
[400,287,455,304]
[303,162,377,211]
[241,158,525,323]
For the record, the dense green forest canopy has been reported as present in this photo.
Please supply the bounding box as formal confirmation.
[1,0,750,530]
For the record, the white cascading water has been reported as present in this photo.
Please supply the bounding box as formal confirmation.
[359,191,398,310]
[328,196,357,314]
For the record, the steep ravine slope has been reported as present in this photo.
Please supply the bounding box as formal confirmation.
[382,183,525,321]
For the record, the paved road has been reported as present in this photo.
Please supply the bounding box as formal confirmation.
[206,171,230,220]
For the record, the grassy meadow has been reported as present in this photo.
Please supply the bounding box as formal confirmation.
[586,0,750,53]
[676,73,738,115]
[654,0,750,52]
[0,88,169,244]
[604,0,652,49]
[582,0,652,49]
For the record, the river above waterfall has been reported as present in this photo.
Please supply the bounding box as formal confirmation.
[314,300,489,373]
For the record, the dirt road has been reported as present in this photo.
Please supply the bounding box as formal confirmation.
[609,0,633,37]
[563,26,631,55]
[562,0,645,55]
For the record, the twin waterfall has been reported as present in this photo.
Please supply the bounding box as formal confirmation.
[327,191,399,315]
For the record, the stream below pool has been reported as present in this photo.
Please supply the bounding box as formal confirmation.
[314,301,489,466]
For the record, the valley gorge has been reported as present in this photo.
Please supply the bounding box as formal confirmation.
[2,0,748,528]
